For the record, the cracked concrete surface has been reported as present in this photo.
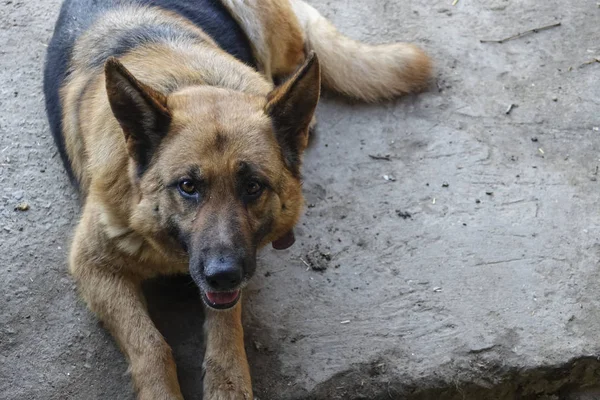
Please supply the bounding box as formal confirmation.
[1,0,600,399]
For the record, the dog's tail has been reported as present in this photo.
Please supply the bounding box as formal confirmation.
[291,0,432,102]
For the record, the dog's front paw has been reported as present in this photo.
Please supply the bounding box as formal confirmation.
[203,388,251,400]
[203,379,252,400]
[203,359,252,400]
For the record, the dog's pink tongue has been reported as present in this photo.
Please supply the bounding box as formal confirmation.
[205,290,239,305]
[272,230,295,250]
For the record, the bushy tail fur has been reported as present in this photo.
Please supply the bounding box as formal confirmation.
[291,0,432,102]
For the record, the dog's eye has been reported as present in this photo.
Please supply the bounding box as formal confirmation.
[245,181,263,197]
[178,180,197,197]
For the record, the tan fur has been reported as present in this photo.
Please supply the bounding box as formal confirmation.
[220,0,306,79]
[221,0,431,100]
[57,1,431,399]
[290,0,432,101]
[203,301,252,400]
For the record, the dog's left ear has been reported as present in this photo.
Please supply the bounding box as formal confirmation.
[265,52,321,174]
[105,57,171,175]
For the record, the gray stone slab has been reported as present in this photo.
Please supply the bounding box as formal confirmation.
[1,0,599,399]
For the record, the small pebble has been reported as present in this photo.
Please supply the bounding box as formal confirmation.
[15,203,29,211]
[442,182,449,188]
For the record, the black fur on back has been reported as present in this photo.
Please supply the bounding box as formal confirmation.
[43,0,256,184]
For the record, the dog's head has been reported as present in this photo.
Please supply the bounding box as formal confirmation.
[104,54,320,309]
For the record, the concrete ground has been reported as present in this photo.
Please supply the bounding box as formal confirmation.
[1,0,600,399]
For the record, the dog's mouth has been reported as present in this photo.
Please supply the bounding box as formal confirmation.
[202,290,241,310]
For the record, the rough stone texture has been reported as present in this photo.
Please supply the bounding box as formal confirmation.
[1,0,600,399]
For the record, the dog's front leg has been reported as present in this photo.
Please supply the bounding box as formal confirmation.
[203,300,252,400]
[70,250,183,399]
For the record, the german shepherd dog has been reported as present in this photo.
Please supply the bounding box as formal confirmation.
[43,0,431,398]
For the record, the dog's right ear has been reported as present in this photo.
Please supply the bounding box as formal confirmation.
[105,57,171,174]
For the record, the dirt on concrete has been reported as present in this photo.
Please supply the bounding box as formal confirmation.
[1,0,600,399]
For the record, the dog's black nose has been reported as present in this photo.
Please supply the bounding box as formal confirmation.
[204,255,243,290]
